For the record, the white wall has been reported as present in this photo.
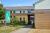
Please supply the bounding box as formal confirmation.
[35,0,50,9]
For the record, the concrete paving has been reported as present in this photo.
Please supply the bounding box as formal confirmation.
[10,25,50,33]
[28,29,50,33]
[11,25,32,33]
[11,28,31,33]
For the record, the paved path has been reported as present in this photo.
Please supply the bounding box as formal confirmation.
[28,29,50,33]
[11,25,32,33]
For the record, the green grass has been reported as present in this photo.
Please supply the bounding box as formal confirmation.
[0,20,26,33]
[0,25,24,33]
[0,26,15,33]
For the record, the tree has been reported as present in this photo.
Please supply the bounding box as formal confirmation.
[0,4,5,20]
[0,9,5,20]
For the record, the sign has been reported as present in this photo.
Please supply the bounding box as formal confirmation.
[5,10,10,23]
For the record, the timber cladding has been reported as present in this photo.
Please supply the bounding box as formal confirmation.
[35,9,50,29]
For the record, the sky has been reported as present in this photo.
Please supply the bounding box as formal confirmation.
[1,0,50,9]
[1,0,38,7]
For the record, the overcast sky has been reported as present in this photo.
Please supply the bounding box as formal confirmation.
[1,0,38,7]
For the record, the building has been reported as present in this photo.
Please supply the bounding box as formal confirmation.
[4,6,34,24]
[35,0,50,29]
[0,0,35,25]
[35,0,50,9]
[35,9,50,29]
[1,0,50,29]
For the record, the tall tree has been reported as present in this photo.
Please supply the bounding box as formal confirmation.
[0,3,5,20]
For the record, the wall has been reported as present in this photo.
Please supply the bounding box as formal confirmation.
[15,14,28,24]
[35,0,50,9]
[35,9,50,29]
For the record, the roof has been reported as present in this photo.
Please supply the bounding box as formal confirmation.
[4,6,34,10]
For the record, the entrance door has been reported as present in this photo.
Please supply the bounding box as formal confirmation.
[28,15,35,28]
[30,16,34,25]
[28,15,34,25]
[5,10,10,23]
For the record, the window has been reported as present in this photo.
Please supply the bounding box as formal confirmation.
[15,10,20,13]
[24,10,28,13]
[27,9,31,13]
[20,11,21,13]
[20,17,22,21]
[21,10,23,13]
[23,11,25,13]
[28,11,31,13]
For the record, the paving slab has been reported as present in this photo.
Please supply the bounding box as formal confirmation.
[11,25,32,33]
[28,29,50,33]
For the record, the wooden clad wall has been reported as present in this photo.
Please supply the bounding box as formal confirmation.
[35,10,50,29]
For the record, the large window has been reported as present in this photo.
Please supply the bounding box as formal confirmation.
[28,9,33,13]
[15,10,20,13]
[15,10,28,14]
[21,10,27,13]
[28,11,31,13]
[20,10,28,13]
[22,10,28,13]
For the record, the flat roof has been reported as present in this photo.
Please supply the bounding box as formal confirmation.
[4,6,34,10]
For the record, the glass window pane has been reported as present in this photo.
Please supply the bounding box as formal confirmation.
[15,10,20,13]
[25,10,28,13]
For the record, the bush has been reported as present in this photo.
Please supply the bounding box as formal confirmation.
[0,23,2,27]
[10,17,27,26]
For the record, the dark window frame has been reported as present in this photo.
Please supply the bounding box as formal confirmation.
[20,11,21,13]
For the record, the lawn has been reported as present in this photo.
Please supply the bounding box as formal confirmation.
[0,20,26,33]
[0,25,24,33]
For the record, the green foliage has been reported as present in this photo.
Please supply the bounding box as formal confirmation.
[0,23,2,27]
[0,9,5,20]
[10,17,27,26]
[12,18,26,26]
[13,18,20,26]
